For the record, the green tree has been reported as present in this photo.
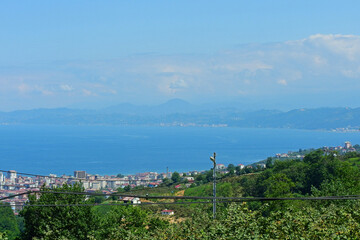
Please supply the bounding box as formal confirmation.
[264,173,295,197]
[20,183,96,240]
[0,203,19,240]
[171,172,181,183]
[227,164,235,176]
[195,174,204,184]
[95,206,151,239]
[123,185,131,192]
[116,173,124,178]
[265,157,274,168]
[244,166,254,174]
[227,164,235,171]
[303,150,341,193]
[205,170,213,183]
[235,166,245,175]
[162,178,172,186]
[90,190,106,204]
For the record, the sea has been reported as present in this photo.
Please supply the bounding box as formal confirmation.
[0,125,360,176]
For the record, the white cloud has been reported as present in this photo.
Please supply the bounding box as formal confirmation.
[243,79,251,85]
[41,90,54,96]
[277,79,288,86]
[18,84,32,93]
[215,62,273,72]
[60,84,74,91]
[82,89,97,96]
[169,78,187,89]
[158,76,189,95]
[306,34,360,61]
[18,84,54,96]
[3,33,360,110]
[237,90,247,95]
[157,65,202,75]
[107,89,117,95]
[341,67,360,78]
[312,55,327,66]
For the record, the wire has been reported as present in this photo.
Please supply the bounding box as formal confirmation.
[0,191,33,201]
[0,169,154,182]
[2,195,360,209]
[3,189,360,203]
[0,201,213,208]
[33,190,360,201]
[0,200,263,208]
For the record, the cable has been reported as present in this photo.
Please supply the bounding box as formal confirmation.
[33,190,360,201]
[2,195,360,209]
[0,191,33,201]
[0,201,213,208]
[0,200,266,208]
[3,189,360,202]
[0,169,154,182]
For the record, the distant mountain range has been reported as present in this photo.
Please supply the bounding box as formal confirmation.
[1,99,360,130]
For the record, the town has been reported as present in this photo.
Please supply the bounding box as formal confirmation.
[1,141,358,214]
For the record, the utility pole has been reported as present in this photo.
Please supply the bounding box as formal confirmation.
[210,152,216,219]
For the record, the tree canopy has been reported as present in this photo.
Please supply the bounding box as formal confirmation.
[20,183,96,240]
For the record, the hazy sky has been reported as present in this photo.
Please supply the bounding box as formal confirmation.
[1,1,360,111]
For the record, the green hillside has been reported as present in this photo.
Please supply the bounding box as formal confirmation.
[3,150,360,239]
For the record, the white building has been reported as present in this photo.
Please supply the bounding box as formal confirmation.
[345,141,352,149]
[7,170,17,183]
[82,181,91,189]
[0,172,4,183]
[237,164,245,169]
[91,181,101,190]
[215,164,226,170]
[122,197,141,205]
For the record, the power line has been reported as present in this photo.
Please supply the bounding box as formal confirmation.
[35,190,360,201]
[2,195,360,209]
[0,169,154,182]
[3,189,360,202]
[0,201,215,208]
[0,191,33,201]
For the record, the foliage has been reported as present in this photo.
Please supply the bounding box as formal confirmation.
[0,204,19,240]
[123,185,131,192]
[20,183,96,240]
[89,190,106,204]
[0,232,8,240]
[93,205,172,239]
[116,201,360,239]
[116,173,124,178]
[94,205,149,239]
[264,173,295,197]
[171,172,181,183]
[161,178,172,186]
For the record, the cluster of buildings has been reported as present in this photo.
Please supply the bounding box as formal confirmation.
[275,141,359,159]
[0,169,203,214]
[322,141,358,154]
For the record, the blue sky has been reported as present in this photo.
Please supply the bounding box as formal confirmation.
[1,1,360,110]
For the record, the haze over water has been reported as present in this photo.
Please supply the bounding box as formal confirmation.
[1,125,360,176]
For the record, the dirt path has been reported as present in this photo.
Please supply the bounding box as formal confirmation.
[175,190,185,196]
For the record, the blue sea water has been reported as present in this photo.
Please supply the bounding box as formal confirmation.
[0,125,360,176]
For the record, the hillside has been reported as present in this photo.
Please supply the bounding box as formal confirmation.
[1,100,360,130]
[3,150,360,239]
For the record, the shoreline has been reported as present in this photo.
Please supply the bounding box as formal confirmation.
[1,122,360,133]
